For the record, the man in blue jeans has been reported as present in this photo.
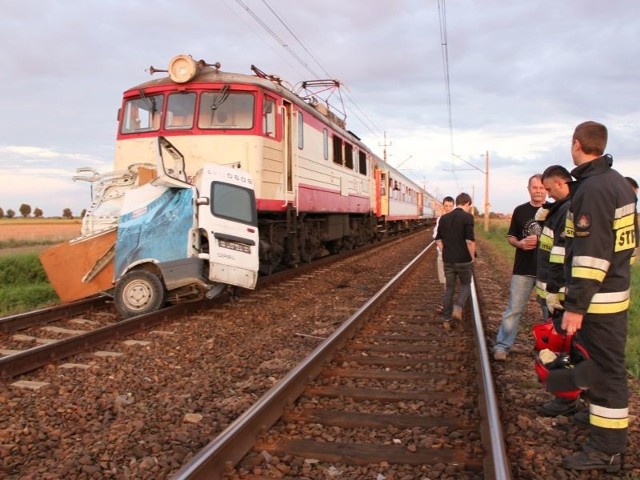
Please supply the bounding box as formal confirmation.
[493,174,547,361]
[435,192,475,331]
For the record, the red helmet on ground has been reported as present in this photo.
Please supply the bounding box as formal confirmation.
[532,320,590,400]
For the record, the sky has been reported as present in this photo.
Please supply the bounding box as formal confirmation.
[1,0,639,218]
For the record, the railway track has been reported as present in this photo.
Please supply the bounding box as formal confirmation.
[4,231,640,479]
[0,232,421,380]
[173,244,510,479]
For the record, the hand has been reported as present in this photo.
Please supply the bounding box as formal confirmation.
[535,207,549,222]
[520,235,538,250]
[546,293,563,314]
[561,310,584,335]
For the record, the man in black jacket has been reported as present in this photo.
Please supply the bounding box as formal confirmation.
[548,121,636,472]
[535,165,576,417]
[434,192,475,331]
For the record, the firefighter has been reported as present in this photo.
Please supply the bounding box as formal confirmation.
[546,121,637,472]
[533,165,577,417]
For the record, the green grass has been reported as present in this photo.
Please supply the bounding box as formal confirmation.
[477,219,640,379]
[0,238,62,249]
[0,253,59,316]
[477,219,514,266]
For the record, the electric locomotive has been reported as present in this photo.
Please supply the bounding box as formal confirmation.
[115,54,436,274]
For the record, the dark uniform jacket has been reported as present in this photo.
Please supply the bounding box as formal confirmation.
[564,155,637,315]
[536,197,571,299]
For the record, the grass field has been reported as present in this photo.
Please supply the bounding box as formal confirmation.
[477,218,640,378]
[0,219,78,314]
[0,219,81,253]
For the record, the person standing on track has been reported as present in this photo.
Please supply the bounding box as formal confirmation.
[493,174,547,361]
[433,196,455,288]
[545,121,636,472]
[434,192,475,331]
[534,165,577,417]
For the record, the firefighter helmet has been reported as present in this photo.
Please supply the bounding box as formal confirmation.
[532,319,590,400]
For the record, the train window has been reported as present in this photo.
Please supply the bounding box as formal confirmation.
[297,112,304,149]
[263,97,276,137]
[121,95,164,133]
[345,144,354,170]
[165,92,196,129]
[323,129,329,160]
[332,136,343,165]
[198,91,255,129]
[359,151,367,176]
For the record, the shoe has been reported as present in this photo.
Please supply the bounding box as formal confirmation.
[538,397,579,417]
[452,305,462,321]
[493,350,507,361]
[443,320,452,331]
[562,445,621,472]
[573,411,590,428]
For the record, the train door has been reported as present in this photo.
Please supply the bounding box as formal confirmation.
[375,168,389,217]
[282,100,295,203]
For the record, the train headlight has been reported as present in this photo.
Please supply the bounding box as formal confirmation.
[168,54,198,83]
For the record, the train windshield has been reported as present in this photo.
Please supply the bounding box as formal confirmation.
[198,92,254,129]
[121,94,164,133]
[120,90,255,134]
[165,93,196,130]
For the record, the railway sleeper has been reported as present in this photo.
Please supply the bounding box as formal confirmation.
[253,438,482,470]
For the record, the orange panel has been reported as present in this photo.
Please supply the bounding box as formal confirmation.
[39,230,117,303]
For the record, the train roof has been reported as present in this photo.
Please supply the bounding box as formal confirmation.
[125,68,288,97]
[125,57,363,145]
[123,55,436,199]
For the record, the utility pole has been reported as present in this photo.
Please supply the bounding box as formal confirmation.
[379,131,392,162]
[483,151,490,232]
[448,151,491,232]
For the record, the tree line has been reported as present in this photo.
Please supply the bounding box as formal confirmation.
[0,204,86,219]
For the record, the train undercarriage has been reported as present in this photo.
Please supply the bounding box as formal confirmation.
[257,207,427,274]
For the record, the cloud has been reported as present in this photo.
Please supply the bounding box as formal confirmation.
[0,0,638,216]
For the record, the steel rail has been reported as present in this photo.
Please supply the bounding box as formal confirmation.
[0,296,109,333]
[173,243,512,479]
[470,275,512,479]
[0,301,200,379]
[0,230,420,331]
[172,243,433,480]
[0,233,423,379]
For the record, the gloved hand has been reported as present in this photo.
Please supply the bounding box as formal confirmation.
[546,292,563,314]
[535,207,549,222]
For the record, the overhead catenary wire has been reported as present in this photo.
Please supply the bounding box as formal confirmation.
[438,0,455,159]
[235,0,385,139]
[438,0,468,194]
[219,0,302,74]
[259,0,331,78]
[234,0,322,79]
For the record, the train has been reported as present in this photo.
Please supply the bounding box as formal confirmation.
[112,54,438,275]
[40,54,440,313]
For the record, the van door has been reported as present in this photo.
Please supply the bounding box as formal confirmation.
[197,165,260,290]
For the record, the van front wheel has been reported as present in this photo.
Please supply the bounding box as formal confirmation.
[114,270,167,318]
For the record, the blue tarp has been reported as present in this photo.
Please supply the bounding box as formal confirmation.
[114,188,194,278]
